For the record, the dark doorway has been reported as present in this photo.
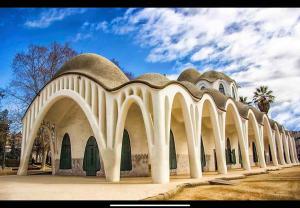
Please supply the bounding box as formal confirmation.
[169,130,177,170]
[268,145,272,162]
[252,142,258,163]
[83,136,100,176]
[214,149,218,171]
[59,133,72,169]
[121,130,132,171]
[200,137,206,171]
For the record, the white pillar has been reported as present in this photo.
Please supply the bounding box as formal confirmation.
[258,125,267,168]
[151,93,169,184]
[283,133,291,164]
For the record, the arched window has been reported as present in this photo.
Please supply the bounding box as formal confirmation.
[201,86,206,90]
[219,83,225,95]
[120,130,132,171]
[268,145,272,162]
[83,136,101,176]
[232,86,236,100]
[252,142,258,163]
[226,138,231,164]
[59,133,72,169]
[200,137,206,171]
[169,130,177,170]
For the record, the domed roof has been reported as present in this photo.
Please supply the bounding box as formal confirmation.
[54,53,129,89]
[177,68,201,84]
[135,73,170,87]
[197,70,236,84]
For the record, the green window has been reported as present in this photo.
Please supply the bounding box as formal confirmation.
[231,149,236,164]
[169,130,177,170]
[268,145,272,162]
[120,130,132,171]
[226,138,232,164]
[201,137,206,170]
[252,142,258,163]
[59,133,72,169]
[83,136,100,176]
[238,144,243,165]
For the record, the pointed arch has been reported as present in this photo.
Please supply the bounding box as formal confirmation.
[120,129,132,171]
[247,110,265,168]
[59,133,72,169]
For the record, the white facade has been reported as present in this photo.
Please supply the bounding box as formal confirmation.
[17,53,299,184]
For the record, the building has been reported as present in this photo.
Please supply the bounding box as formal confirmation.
[17,53,299,183]
[290,131,300,160]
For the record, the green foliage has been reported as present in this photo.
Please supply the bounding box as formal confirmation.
[253,85,275,114]
[239,96,252,105]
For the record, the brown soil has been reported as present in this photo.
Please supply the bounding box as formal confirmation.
[170,166,300,200]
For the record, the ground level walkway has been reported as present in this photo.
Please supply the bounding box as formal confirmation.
[0,164,298,200]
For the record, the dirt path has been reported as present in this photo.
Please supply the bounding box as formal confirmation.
[170,166,300,200]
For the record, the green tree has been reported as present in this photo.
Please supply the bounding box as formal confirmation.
[239,96,251,105]
[0,109,10,169]
[253,86,275,114]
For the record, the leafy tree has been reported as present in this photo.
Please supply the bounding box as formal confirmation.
[0,109,10,169]
[253,86,275,114]
[5,42,77,167]
[110,58,135,80]
[239,96,252,105]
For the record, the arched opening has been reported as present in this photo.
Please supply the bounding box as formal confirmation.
[247,114,261,168]
[169,130,177,171]
[27,125,53,174]
[219,83,225,95]
[263,120,275,166]
[120,130,132,171]
[201,100,221,174]
[200,137,206,171]
[121,102,150,177]
[83,136,100,176]
[225,104,245,171]
[169,93,191,177]
[225,138,235,165]
[44,97,100,176]
[59,133,72,169]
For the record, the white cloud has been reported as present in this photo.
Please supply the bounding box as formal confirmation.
[110,8,300,130]
[25,8,86,28]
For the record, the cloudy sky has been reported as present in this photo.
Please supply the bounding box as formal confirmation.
[0,8,300,130]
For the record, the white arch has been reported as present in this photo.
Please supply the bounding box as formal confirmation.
[167,91,201,178]
[224,100,251,171]
[247,110,266,168]
[18,89,106,176]
[274,123,285,165]
[199,94,227,174]
[262,116,278,166]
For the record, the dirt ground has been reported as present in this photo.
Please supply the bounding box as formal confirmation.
[170,166,300,200]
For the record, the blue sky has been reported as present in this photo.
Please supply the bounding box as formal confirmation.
[0,8,300,130]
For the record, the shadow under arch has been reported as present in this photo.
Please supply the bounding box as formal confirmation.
[18,90,106,176]
[199,94,226,174]
[167,92,195,177]
[262,116,278,166]
[247,110,266,168]
[224,100,250,171]
[114,95,154,179]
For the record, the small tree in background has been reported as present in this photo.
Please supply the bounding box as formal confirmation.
[110,58,135,80]
[239,96,252,105]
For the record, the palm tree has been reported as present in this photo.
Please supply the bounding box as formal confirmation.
[239,96,251,105]
[253,86,275,114]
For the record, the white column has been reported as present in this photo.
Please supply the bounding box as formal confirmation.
[283,133,291,164]
[216,111,227,174]
[258,125,267,168]
[151,93,169,184]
